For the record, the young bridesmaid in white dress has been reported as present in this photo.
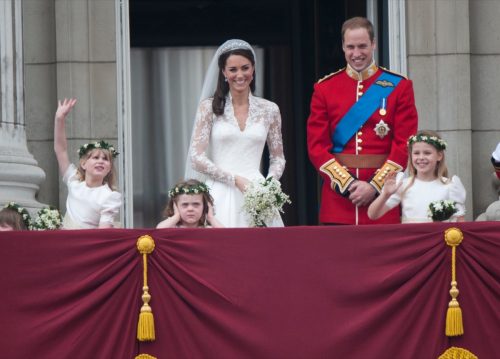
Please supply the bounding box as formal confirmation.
[186,39,286,227]
[368,130,466,223]
[156,179,223,228]
[54,98,122,229]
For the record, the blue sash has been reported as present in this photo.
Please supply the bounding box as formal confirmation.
[332,71,402,153]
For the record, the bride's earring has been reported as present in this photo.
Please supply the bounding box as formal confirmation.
[224,77,228,82]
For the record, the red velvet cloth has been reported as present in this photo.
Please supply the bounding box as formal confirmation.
[0,222,499,358]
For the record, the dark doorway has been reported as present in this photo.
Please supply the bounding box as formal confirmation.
[130,0,368,225]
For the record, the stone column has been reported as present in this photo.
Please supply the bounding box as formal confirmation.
[407,0,473,219]
[469,1,500,218]
[0,0,45,210]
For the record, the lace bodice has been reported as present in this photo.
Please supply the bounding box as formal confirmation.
[189,93,285,185]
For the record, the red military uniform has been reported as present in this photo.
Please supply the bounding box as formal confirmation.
[307,63,418,224]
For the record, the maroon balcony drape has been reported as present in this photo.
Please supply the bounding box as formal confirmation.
[0,222,498,358]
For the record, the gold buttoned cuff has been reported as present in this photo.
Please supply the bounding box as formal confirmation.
[320,158,355,195]
[370,160,403,193]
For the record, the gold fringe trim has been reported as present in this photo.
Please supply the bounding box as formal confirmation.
[135,354,157,359]
[444,228,464,337]
[317,68,345,83]
[137,235,156,341]
[438,346,478,359]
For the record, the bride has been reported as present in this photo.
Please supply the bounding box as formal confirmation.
[186,39,286,227]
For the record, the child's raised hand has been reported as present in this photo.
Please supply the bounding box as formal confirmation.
[172,202,181,221]
[55,98,77,121]
[54,98,77,175]
[381,171,402,196]
[206,202,224,228]
[207,202,215,220]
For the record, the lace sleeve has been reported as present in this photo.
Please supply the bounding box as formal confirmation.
[266,103,286,180]
[189,100,235,185]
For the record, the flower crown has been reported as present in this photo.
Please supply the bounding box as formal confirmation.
[408,134,447,151]
[4,202,32,229]
[78,140,118,158]
[168,183,210,198]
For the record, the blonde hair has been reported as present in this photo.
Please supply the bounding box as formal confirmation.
[77,148,118,190]
[402,130,449,197]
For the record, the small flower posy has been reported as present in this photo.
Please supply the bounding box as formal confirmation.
[408,134,447,151]
[168,183,210,198]
[32,207,63,230]
[4,202,32,229]
[428,200,458,222]
[242,177,291,227]
[78,140,119,158]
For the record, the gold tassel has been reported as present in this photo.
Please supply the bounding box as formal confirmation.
[136,235,156,341]
[135,354,157,359]
[444,228,464,337]
[438,346,478,359]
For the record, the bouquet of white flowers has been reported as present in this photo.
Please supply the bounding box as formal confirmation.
[242,177,291,227]
[32,207,63,230]
[428,200,457,222]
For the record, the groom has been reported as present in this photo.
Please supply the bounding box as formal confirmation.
[307,16,418,225]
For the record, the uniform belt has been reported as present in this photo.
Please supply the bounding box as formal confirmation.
[334,154,387,169]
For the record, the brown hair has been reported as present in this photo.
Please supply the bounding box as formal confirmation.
[212,48,256,116]
[402,130,449,197]
[0,207,28,230]
[163,179,215,227]
[341,16,375,43]
[77,148,118,190]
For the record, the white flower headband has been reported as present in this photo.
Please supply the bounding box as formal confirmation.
[408,134,447,151]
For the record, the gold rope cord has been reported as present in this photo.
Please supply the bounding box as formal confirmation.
[444,228,464,337]
[136,235,156,341]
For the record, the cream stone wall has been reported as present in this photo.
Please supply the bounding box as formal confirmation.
[0,0,46,211]
[19,0,500,222]
[406,0,500,220]
[23,0,118,211]
[23,0,57,206]
[469,1,500,217]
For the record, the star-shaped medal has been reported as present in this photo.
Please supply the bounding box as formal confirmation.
[374,120,390,139]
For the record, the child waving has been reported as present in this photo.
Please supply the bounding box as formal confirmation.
[368,130,466,223]
[54,98,122,229]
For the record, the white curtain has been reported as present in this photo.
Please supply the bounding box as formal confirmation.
[131,47,264,228]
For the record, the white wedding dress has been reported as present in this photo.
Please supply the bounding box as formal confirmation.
[189,93,286,227]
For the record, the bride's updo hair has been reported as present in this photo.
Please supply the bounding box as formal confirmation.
[212,48,256,116]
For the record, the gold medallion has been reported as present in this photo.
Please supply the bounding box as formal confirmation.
[374,120,390,139]
[379,108,387,116]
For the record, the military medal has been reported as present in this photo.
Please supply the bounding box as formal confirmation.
[379,98,387,116]
[374,119,390,139]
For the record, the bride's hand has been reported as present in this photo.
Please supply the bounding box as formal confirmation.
[235,175,250,193]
